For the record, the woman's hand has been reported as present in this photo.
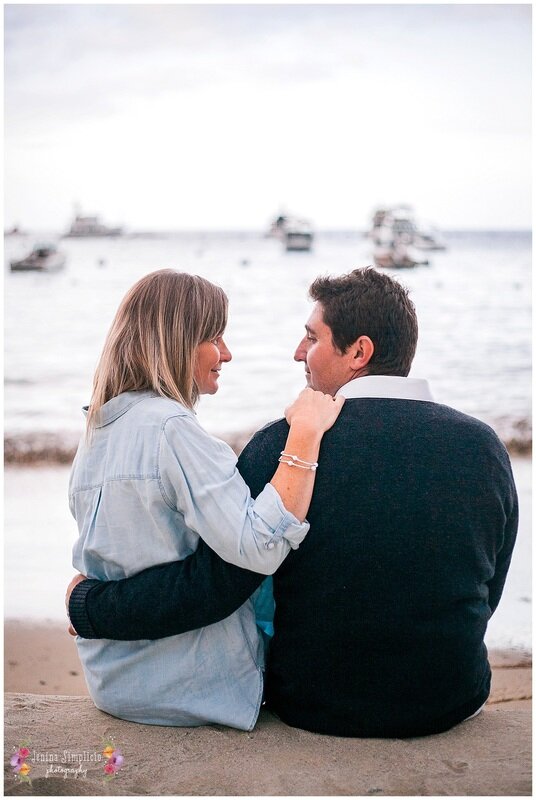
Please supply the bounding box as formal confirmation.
[285,388,345,434]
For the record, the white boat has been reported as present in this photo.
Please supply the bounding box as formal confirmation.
[64,212,122,238]
[10,243,66,272]
[368,206,446,252]
[268,213,314,251]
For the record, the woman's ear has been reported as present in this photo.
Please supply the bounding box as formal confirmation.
[349,336,374,372]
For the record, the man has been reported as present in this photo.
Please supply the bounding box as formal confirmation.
[68,267,518,738]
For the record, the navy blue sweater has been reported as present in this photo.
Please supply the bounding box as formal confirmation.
[70,399,518,737]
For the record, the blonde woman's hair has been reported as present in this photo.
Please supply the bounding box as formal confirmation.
[86,269,228,431]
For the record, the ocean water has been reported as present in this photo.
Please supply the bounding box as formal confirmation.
[4,230,531,444]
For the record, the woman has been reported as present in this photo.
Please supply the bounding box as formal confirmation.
[69,269,343,729]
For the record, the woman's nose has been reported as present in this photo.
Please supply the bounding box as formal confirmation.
[219,339,232,362]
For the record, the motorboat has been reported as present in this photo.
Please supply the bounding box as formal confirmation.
[368,205,446,252]
[10,243,66,272]
[268,213,314,251]
[64,212,122,238]
[369,206,417,244]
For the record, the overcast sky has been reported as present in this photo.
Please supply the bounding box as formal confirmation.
[4,3,532,232]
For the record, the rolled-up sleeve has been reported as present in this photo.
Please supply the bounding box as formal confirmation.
[157,413,309,574]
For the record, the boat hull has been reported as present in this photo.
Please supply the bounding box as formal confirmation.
[285,233,313,252]
[10,254,66,272]
[373,246,429,270]
[64,229,122,238]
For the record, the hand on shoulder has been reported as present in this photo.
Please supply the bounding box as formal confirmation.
[285,387,345,434]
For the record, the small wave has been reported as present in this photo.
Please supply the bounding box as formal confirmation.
[3,429,259,465]
[487,416,532,456]
[4,425,530,465]
[4,432,80,464]
[502,438,532,456]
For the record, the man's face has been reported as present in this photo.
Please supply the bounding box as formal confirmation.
[294,302,356,395]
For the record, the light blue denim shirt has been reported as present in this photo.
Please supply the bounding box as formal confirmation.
[69,390,308,729]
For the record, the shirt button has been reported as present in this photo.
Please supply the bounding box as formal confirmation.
[266,542,275,550]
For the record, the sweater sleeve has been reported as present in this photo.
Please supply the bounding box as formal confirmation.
[68,427,281,640]
[487,460,519,615]
[68,539,264,640]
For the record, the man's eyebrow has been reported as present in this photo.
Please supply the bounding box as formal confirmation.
[305,324,316,334]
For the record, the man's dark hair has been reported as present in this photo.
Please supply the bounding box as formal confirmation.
[309,267,418,377]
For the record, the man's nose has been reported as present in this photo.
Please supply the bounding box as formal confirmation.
[294,337,307,362]
[219,339,232,362]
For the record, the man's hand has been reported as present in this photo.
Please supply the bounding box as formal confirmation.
[65,573,88,636]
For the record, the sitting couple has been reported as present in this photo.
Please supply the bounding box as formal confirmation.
[67,266,518,738]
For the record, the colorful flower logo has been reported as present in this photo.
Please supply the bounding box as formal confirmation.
[10,742,32,784]
[102,738,124,779]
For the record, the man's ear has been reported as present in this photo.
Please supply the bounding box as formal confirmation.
[349,336,374,371]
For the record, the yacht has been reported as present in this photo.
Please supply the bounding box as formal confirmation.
[268,213,314,252]
[64,212,122,238]
[368,205,446,251]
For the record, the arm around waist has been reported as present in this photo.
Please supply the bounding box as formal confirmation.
[69,538,264,640]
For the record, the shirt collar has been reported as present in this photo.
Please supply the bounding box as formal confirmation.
[336,375,434,402]
[82,389,160,427]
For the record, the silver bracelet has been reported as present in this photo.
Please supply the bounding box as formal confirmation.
[280,451,319,468]
[278,455,318,471]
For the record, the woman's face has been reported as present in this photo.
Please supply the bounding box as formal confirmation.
[194,335,232,395]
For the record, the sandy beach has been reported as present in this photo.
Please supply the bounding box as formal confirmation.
[4,621,531,795]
